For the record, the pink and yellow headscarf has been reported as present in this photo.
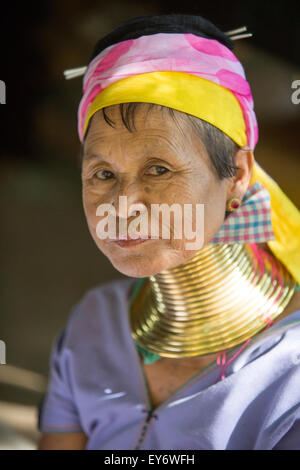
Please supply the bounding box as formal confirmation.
[72,32,300,283]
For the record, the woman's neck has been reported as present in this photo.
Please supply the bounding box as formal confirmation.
[130,243,298,360]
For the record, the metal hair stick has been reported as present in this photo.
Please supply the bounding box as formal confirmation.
[230,33,253,40]
[63,66,87,80]
[225,26,248,36]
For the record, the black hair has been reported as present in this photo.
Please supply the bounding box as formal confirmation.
[89,13,234,62]
[81,13,242,181]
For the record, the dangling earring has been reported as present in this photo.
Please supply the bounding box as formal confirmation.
[226,197,242,212]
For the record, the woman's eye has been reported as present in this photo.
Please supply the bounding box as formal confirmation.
[95,169,114,180]
[148,165,169,176]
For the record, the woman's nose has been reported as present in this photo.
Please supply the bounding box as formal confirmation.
[111,180,148,219]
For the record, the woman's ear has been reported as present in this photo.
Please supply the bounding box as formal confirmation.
[226,146,254,201]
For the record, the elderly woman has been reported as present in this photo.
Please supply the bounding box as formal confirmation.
[37,14,300,450]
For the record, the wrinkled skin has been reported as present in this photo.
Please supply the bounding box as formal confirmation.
[81,103,254,278]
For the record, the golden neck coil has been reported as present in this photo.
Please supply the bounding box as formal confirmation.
[129,243,297,358]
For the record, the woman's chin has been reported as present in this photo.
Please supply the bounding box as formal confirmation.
[98,238,199,277]
[98,238,166,277]
[109,258,165,278]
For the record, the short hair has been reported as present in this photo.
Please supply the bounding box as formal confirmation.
[81,13,242,180]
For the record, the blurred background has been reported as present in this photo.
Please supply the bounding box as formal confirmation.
[0,0,299,449]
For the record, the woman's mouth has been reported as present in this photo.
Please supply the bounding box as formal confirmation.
[111,235,159,248]
[114,238,150,248]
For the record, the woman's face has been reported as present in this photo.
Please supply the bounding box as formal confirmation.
[81,104,249,278]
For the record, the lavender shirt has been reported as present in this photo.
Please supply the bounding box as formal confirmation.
[38,278,300,450]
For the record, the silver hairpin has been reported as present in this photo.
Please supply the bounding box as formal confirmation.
[225,26,253,41]
[230,33,253,40]
[63,66,87,80]
[225,26,248,36]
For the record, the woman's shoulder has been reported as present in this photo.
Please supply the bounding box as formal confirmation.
[228,307,300,377]
[54,277,138,348]
[79,276,137,306]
